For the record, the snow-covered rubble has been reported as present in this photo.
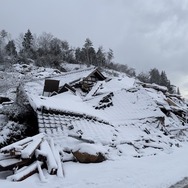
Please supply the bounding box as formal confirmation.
[0,133,64,181]
[0,64,188,187]
[19,66,188,159]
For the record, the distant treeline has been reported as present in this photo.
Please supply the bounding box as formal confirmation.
[137,69,180,94]
[0,29,179,94]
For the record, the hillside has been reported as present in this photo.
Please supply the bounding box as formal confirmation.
[0,63,188,187]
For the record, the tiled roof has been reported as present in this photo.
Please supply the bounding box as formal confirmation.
[37,110,116,150]
[85,88,165,125]
[37,110,180,157]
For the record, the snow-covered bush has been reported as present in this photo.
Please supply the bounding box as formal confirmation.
[0,121,26,148]
[1,84,39,146]
[2,84,34,122]
[2,102,27,121]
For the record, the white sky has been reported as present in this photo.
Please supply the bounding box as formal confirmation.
[1,0,188,97]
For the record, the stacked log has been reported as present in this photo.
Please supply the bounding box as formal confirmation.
[0,133,64,181]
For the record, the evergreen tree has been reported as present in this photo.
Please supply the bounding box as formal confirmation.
[5,40,17,57]
[21,29,35,59]
[0,30,8,64]
[149,68,160,85]
[160,71,169,87]
[22,30,33,50]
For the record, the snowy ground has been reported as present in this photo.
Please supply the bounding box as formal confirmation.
[1,143,188,188]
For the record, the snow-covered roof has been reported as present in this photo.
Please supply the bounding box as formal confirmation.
[26,79,164,126]
[85,88,164,125]
[44,67,103,87]
[24,67,103,96]
[37,110,115,148]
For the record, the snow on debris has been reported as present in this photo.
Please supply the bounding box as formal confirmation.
[72,143,107,156]
[1,65,188,187]
[24,66,97,95]
[37,110,115,147]
[26,80,164,125]
[38,140,58,174]
[20,67,188,157]
[86,88,164,124]
[0,133,64,181]
[0,133,45,154]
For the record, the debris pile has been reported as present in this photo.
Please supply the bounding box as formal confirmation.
[0,133,64,181]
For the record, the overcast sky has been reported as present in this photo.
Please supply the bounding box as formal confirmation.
[1,0,188,97]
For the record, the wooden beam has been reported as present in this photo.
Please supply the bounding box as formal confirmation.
[68,134,95,144]
[7,161,40,181]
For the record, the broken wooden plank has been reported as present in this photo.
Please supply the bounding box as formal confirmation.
[0,154,17,161]
[35,149,47,162]
[168,126,188,132]
[143,143,164,150]
[0,158,21,171]
[7,161,39,181]
[49,138,64,177]
[21,138,42,159]
[0,158,30,171]
[38,140,58,175]
[68,134,95,144]
[1,139,32,154]
[119,141,140,150]
[1,133,45,154]
[37,161,46,182]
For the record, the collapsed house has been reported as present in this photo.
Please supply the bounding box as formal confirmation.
[0,66,188,181]
[137,82,188,127]
[21,67,188,151]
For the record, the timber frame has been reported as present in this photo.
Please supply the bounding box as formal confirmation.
[80,68,106,92]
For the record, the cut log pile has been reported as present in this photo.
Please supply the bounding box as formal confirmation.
[0,133,64,181]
